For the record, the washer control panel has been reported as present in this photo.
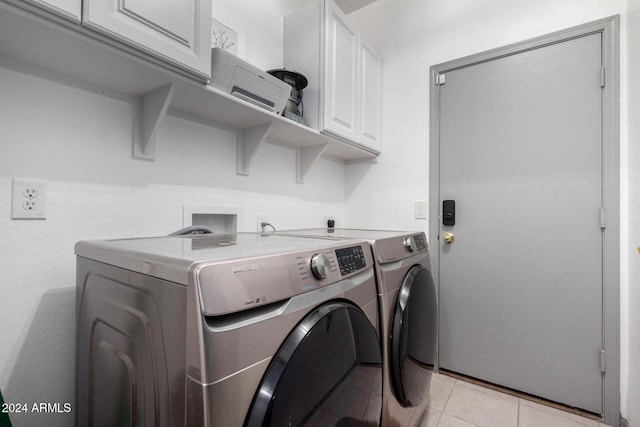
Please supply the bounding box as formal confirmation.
[287,241,373,295]
[375,232,429,263]
[335,245,367,276]
[310,253,332,280]
[403,237,417,253]
[413,233,427,252]
[403,234,428,253]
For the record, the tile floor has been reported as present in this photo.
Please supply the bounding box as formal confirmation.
[418,373,611,427]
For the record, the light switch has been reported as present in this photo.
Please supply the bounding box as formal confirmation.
[414,201,427,219]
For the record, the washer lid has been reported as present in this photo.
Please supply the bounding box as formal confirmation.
[75,233,355,285]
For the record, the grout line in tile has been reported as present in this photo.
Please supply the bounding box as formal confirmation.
[429,407,444,427]
[445,414,482,427]
[440,377,457,414]
[439,370,602,424]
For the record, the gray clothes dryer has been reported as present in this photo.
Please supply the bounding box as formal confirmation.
[75,233,382,426]
[275,229,438,426]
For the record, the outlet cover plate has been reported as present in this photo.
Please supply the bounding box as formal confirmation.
[11,178,47,219]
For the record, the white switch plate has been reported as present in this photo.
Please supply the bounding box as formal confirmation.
[11,178,47,220]
[414,200,427,220]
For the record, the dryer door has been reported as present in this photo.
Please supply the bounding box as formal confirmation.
[390,265,437,407]
[244,301,382,427]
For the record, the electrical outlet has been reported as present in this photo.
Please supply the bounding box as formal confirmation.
[11,178,47,220]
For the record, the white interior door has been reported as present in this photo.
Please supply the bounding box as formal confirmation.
[436,33,604,413]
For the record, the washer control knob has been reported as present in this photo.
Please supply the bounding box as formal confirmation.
[310,253,331,280]
[403,237,417,253]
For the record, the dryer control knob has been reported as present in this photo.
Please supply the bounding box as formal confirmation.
[403,237,417,253]
[310,253,331,280]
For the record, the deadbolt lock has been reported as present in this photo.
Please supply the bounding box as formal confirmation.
[443,232,455,244]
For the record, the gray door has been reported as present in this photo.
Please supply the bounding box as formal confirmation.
[436,33,604,413]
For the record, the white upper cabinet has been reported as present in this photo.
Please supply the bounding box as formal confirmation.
[83,0,211,80]
[284,0,382,153]
[359,39,382,151]
[6,0,211,79]
[323,0,359,142]
[6,0,81,22]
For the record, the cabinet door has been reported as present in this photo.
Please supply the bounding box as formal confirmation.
[359,40,381,151]
[322,0,358,142]
[7,0,80,22]
[83,0,211,80]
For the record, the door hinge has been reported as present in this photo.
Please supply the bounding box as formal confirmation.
[600,207,607,230]
[436,73,446,85]
[600,67,606,88]
[600,349,606,373]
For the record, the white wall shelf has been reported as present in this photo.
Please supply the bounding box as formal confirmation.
[0,1,379,183]
[135,83,176,160]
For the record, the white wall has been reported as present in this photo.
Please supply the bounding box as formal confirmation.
[347,0,632,423]
[0,2,346,426]
[2,1,637,426]
[212,0,285,70]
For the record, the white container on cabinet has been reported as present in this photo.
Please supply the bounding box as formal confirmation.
[83,0,211,80]
[284,0,382,152]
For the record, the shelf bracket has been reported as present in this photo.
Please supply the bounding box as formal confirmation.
[296,143,328,183]
[133,83,175,160]
[236,122,272,176]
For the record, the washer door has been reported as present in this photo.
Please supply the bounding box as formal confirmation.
[244,301,382,427]
[390,265,437,407]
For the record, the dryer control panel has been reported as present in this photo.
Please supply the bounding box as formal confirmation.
[196,241,373,317]
[335,245,367,276]
[375,232,429,264]
[288,242,373,295]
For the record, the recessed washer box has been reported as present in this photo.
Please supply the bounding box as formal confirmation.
[183,206,238,234]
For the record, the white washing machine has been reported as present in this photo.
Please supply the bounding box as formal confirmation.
[276,229,438,426]
[75,233,382,426]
